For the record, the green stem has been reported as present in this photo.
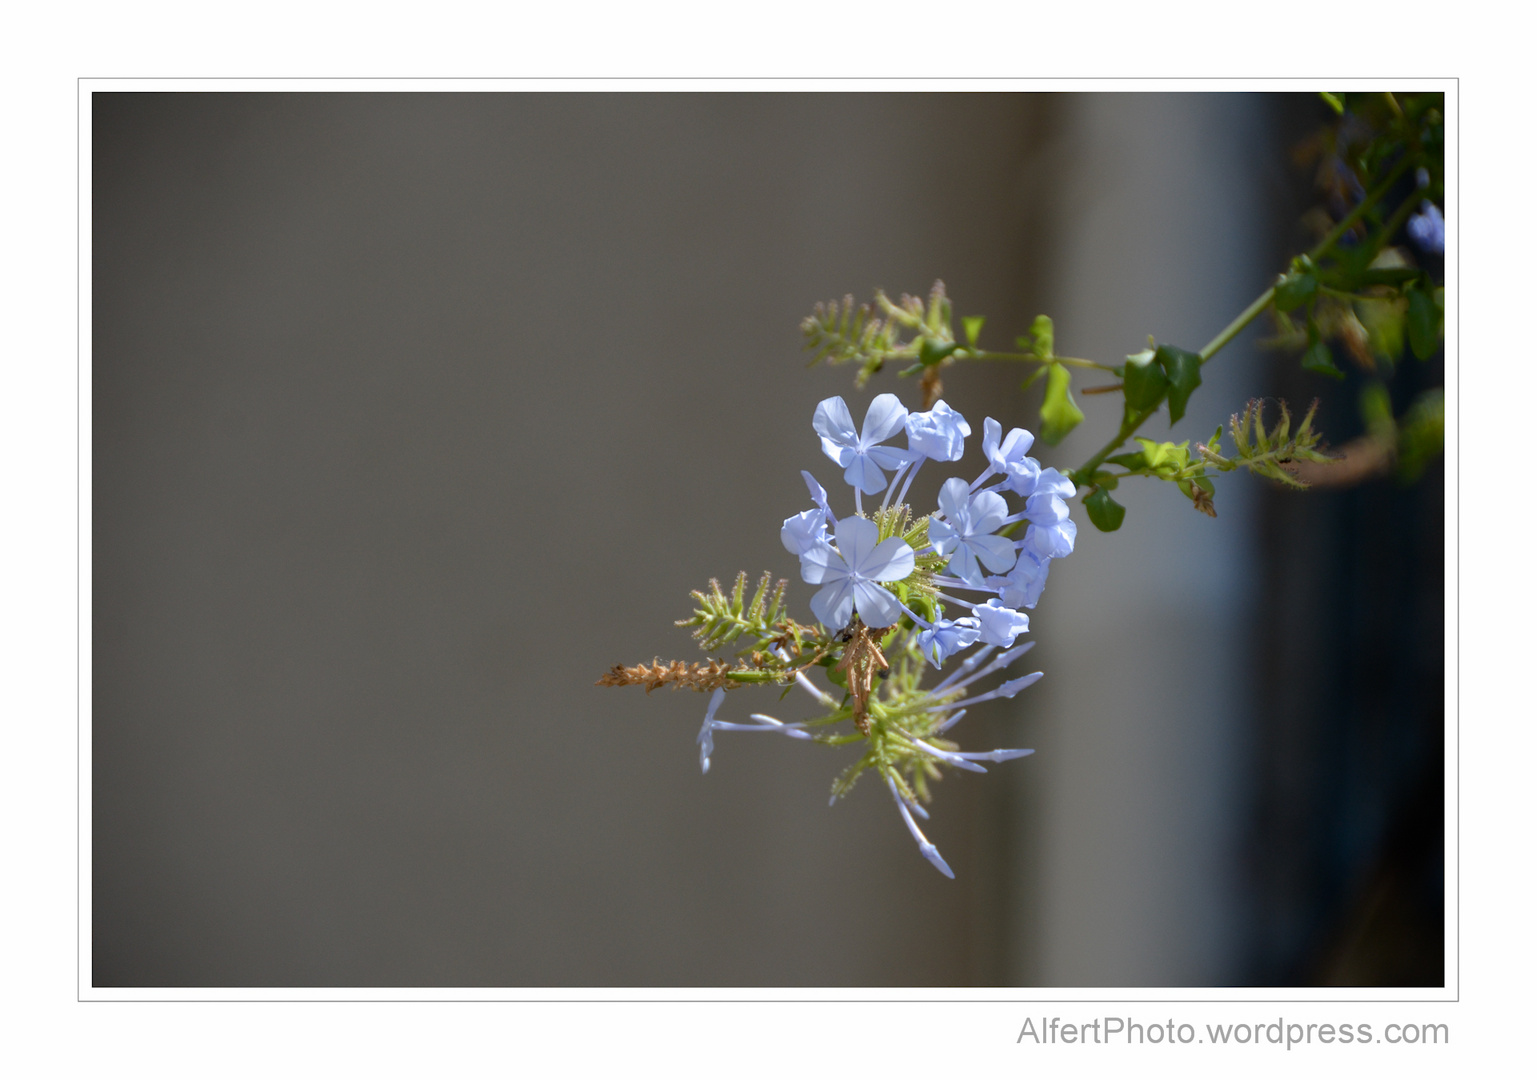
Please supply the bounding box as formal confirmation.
[1305,153,1415,263]
[1198,286,1275,363]
[961,350,1116,372]
[1072,411,1149,485]
[1070,152,1419,484]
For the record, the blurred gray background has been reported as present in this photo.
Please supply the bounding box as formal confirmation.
[93,92,1443,987]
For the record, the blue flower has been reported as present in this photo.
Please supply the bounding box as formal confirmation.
[996,550,1050,610]
[928,477,1017,586]
[799,515,916,629]
[917,616,982,668]
[780,507,828,555]
[971,598,1030,647]
[814,394,914,494]
[1407,200,1444,255]
[981,417,1041,495]
[905,400,971,462]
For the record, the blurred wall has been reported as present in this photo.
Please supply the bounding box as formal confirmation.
[93,92,1050,986]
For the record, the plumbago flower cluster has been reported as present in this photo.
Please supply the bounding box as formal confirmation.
[598,91,1445,880]
[599,393,1074,877]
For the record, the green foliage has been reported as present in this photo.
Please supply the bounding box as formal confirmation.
[1039,362,1084,444]
[1121,347,1169,415]
[1084,488,1125,532]
[1397,388,1444,481]
[1406,284,1442,360]
[677,570,788,653]
[1197,399,1334,489]
[801,294,907,387]
[1155,344,1203,425]
[1020,314,1054,359]
[962,315,985,347]
[802,282,958,386]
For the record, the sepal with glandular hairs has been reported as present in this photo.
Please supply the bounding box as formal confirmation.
[1196,399,1335,490]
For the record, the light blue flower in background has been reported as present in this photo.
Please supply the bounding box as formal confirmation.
[814,394,914,494]
[780,507,828,555]
[905,400,971,462]
[981,417,1041,495]
[971,598,1031,647]
[801,470,836,525]
[929,477,1017,586]
[799,515,916,629]
[917,616,982,668]
[1407,200,1444,256]
[997,550,1051,610]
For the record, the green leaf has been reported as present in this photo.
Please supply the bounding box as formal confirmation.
[1406,286,1440,360]
[1273,270,1318,313]
[1084,488,1126,532]
[1320,91,1344,115]
[1105,451,1147,470]
[1039,362,1084,444]
[962,316,985,347]
[1029,314,1054,359]
[1155,344,1203,425]
[1302,321,1344,379]
[1122,348,1169,412]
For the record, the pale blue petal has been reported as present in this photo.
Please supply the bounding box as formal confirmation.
[969,490,1010,534]
[1033,467,1076,499]
[936,476,970,522]
[860,393,909,445]
[866,444,915,472]
[799,541,845,585]
[1025,493,1069,525]
[820,436,857,468]
[813,396,858,447]
[781,508,827,555]
[852,579,902,628]
[863,537,916,582]
[845,454,889,494]
[971,533,1019,574]
[982,416,1003,468]
[948,545,984,587]
[811,578,854,629]
[801,470,833,519]
[927,518,959,557]
[834,515,880,567]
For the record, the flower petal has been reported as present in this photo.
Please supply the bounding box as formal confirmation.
[852,579,902,628]
[813,396,857,447]
[834,515,880,568]
[970,533,1019,574]
[968,490,1010,534]
[863,536,916,581]
[936,476,970,522]
[860,393,909,445]
[810,578,854,629]
[844,454,889,494]
[798,540,845,584]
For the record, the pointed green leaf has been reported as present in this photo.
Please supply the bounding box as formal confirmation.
[1122,348,1169,412]
[1155,344,1203,425]
[1084,488,1126,532]
[1039,362,1084,445]
[1320,91,1344,115]
[962,316,985,347]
